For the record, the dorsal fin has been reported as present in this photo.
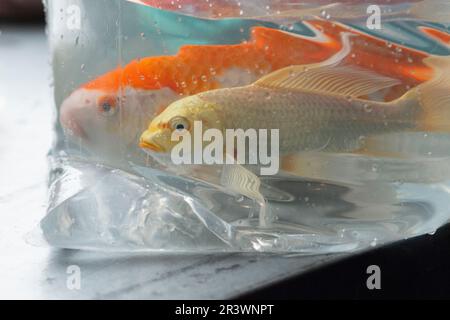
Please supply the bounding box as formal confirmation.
[254,64,401,98]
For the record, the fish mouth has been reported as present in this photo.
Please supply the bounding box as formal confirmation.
[61,121,87,140]
[139,140,164,152]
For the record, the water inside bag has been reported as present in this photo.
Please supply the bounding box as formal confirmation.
[42,0,450,252]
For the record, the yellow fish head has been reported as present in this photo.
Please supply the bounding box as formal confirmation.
[140,95,224,154]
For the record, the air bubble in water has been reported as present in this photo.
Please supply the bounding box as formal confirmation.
[358,135,366,142]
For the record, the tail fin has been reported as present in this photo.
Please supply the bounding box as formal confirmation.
[249,26,340,69]
[414,55,450,132]
[419,26,450,47]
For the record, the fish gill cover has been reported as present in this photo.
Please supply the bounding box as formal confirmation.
[39,0,450,253]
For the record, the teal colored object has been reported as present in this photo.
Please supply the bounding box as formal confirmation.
[125,1,312,54]
[348,21,450,55]
[123,0,450,57]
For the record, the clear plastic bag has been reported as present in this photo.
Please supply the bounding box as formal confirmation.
[43,0,450,252]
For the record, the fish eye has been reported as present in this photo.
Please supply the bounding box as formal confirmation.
[169,116,190,131]
[97,96,118,116]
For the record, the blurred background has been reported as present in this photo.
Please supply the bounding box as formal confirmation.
[0,0,44,21]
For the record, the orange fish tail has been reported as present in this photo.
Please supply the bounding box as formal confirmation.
[413,56,450,132]
[419,26,450,46]
[251,25,340,70]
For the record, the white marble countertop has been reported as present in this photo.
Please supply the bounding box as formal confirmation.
[0,24,346,299]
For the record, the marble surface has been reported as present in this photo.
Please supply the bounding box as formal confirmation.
[0,24,346,299]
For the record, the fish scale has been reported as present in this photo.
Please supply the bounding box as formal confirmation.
[200,86,416,154]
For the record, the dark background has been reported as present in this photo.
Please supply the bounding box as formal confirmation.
[241,224,450,299]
